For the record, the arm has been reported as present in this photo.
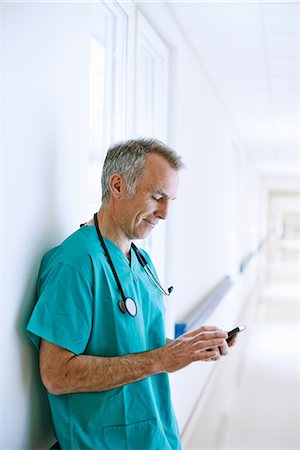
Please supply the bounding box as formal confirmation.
[40,326,228,395]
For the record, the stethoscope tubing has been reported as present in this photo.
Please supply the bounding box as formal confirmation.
[93,212,173,317]
[94,213,127,302]
[143,264,173,296]
[131,243,173,296]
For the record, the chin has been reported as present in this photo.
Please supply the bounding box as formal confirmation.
[134,231,150,240]
[133,227,152,240]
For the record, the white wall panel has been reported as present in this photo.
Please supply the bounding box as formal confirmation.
[2,3,91,448]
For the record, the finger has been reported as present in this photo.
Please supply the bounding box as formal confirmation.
[186,325,226,338]
[211,352,221,361]
[198,325,223,332]
[193,337,227,351]
[200,349,221,362]
[190,330,228,345]
[218,342,229,356]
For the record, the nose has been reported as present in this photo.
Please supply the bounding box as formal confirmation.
[155,198,169,220]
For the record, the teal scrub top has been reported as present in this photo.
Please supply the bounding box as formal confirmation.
[27,226,181,450]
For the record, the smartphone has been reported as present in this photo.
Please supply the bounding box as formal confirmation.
[226,325,246,343]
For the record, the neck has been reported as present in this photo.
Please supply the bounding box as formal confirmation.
[95,207,131,257]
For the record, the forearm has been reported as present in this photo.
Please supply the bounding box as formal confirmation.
[41,344,164,395]
[41,326,229,395]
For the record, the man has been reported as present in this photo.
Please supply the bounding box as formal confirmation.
[27,138,234,450]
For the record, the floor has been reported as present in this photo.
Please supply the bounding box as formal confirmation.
[185,259,299,450]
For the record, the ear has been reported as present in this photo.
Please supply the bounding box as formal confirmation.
[109,173,123,199]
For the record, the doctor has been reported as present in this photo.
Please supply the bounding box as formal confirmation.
[27,138,233,450]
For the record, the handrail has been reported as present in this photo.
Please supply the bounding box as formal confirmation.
[239,235,268,273]
[239,252,253,273]
[174,237,269,338]
[175,276,233,338]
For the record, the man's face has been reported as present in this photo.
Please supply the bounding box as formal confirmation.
[118,153,179,240]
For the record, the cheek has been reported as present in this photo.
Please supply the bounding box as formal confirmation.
[126,198,155,226]
[134,209,152,227]
[137,200,153,215]
[135,212,147,224]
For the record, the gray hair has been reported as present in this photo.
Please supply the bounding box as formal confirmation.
[101,138,184,204]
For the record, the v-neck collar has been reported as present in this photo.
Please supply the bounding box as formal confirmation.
[102,235,136,270]
[82,225,137,271]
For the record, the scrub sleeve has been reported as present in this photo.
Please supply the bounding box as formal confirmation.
[27,263,93,354]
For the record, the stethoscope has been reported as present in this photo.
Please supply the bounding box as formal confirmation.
[93,213,173,317]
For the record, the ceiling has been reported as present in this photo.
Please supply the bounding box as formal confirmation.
[167,0,299,175]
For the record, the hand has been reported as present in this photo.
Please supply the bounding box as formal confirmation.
[159,325,228,373]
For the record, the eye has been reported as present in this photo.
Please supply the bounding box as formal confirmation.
[151,195,161,202]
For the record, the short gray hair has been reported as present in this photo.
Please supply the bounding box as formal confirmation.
[101,138,184,204]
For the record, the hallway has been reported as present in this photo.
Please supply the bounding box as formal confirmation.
[2,2,299,448]
[221,277,298,449]
[185,258,299,449]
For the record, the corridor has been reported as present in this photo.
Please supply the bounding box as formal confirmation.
[185,249,299,449]
[1,2,299,448]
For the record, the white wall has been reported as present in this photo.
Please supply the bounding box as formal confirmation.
[1,2,261,448]
[137,1,260,324]
[2,3,91,448]
[136,2,261,431]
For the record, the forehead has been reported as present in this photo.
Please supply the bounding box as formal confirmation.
[137,153,179,195]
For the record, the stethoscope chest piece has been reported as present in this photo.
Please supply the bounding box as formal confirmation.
[118,298,137,317]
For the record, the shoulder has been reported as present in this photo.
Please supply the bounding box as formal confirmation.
[40,226,101,281]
